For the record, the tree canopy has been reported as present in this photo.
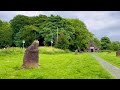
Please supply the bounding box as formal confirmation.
[1,14,119,51]
[93,37,101,48]
[0,20,12,48]
[111,41,120,51]
[9,14,94,51]
[101,36,111,50]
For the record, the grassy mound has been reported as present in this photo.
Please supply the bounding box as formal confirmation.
[0,47,25,56]
[0,46,71,56]
[39,46,71,54]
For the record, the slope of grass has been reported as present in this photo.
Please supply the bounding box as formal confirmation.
[0,47,114,79]
[94,52,120,68]
[39,46,70,54]
[0,47,25,56]
[0,47,70,56]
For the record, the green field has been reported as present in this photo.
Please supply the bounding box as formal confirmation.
[0,47,114,79]
[94,52,120,68]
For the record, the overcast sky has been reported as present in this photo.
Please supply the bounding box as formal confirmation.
[0,11,120,41]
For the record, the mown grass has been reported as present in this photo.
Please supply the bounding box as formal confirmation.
[0,47,114,79]
[94,52,120,68]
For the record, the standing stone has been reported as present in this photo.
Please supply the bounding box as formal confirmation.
[22,40,40,68]
[116,50,120,57]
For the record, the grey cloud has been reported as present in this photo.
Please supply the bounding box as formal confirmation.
[92,25,120,41]
[109,34,120,41]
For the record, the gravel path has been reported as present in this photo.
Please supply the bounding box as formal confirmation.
[90,53,120,79]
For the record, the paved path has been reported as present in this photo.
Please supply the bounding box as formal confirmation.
[90,53,120,79]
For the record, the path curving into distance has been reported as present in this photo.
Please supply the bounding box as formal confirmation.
[90,53,120,79]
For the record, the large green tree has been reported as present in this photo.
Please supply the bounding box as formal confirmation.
[0,20,12,48]
[10,15,32,34]
[10,15,32,46]
[39,15,73,48]
[111,41,120,51]
[101,36,111,50]
[93,37,101,48]
[67,18,94,51]
[15,25,39,47]
[31,14,48,28]
[55,31,69,49]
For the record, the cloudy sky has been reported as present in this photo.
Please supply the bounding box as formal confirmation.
[0,11,120,41]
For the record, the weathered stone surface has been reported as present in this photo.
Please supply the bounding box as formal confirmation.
[22,40,39,68]
[116,50,120,57]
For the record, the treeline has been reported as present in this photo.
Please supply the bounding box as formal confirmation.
[0,14,94,51]
[0,14,120,51]
[93,36,120,51]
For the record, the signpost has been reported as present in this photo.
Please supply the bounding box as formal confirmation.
[51,40,53,48]
[51,32,53,48]
[22,40,25,48]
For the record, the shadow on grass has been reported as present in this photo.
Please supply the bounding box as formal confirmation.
[34,76,44,79]
[13,66,22,70]
[13,65,41,70]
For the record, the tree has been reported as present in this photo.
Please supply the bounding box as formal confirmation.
[31,14,48,28]
[67,18,94,51]
[15,25,39,47]
[93,37,101,48]
[55,31,69,49]
[39,15,73,47]
[10,15,31,34]
[101,36,111,50]
[10,15,31,46]
[111,41,120,51]
[0,20,12,48]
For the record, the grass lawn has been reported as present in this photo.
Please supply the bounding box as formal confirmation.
[0,47,114,79]
[94,52,120,68]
